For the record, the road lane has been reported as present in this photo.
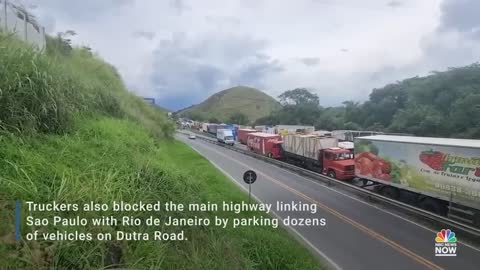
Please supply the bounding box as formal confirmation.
[177,134,480,270]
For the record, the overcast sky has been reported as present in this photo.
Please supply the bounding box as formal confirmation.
[21,0,480,110]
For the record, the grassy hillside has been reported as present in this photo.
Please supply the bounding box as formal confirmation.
[0,118,324,269]
[178,86,281,123]
[0,34,173,137]
[0,34,323,269]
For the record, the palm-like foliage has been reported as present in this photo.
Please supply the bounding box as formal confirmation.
[8,1,41,32]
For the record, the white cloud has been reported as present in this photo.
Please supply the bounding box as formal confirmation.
[19,0,480,110]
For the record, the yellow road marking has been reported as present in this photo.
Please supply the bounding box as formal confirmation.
[200,142,443,270]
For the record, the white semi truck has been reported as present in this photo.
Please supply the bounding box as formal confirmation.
[355,135,480,226]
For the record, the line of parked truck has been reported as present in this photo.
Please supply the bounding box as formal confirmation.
[194,122,480,226]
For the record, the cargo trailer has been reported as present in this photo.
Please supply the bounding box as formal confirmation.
[276,125,314,135]
[207,124,218,135]
[246,133,283,158]
[332,130,384,142]
[282,134,355,180]
[238,128,258,144]
[201,123,209,133]
[355,135,480,225]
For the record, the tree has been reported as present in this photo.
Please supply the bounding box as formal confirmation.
[448,94,480,138]
[389,105,444,136]
[266,88,322,125]
[228,112,249,125]
[342,101,364,127]
[208,117,220,123]
[278,88,319,106]
[46,30,77,56]
[343,122,361,130]
[251,63,480,138]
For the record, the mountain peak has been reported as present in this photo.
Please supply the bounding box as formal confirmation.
[178,86,280,122]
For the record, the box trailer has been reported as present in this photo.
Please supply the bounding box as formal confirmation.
[355,135,480,224]
[253,125,267,133]
[201,123,209,133]
[332,130,384,142]
[207,124,218,135]
[282,134,355,180]
[238,128,258,144]
[207,124,230,136]
[276,125,314,135]
[246,133,283,158]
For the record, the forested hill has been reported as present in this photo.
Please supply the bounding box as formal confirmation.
[178,86,281,123]
[256,64,480,139]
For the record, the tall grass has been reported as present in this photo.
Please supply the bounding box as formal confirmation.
[0,118,323,269]
[0,33,173,137]
[0,34,323,269]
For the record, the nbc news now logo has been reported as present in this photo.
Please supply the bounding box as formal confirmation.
[435,229,457,256]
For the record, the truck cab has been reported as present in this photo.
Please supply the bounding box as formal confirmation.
[270,141,283,158]
[321,148,355,181]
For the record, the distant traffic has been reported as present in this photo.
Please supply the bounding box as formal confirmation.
[178,118,480,227]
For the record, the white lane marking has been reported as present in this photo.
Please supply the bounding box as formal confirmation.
[180,137,342,270]
[188,135,480,253]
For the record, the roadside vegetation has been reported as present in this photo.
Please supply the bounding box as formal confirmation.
[255,66,480,138]
[0,33,323,269]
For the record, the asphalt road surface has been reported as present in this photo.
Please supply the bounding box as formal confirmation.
[176,133,480,270]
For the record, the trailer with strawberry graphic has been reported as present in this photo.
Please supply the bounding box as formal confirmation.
[354,135,480,226]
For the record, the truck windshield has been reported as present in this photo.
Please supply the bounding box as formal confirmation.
[334,152,353,160]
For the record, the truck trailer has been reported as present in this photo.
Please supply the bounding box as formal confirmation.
[238,128,258,144]
[282,134,355,180]
[201,123,210,133]
[207,124,218,135]
[217,129,235,145]
[355,135,480,225]
[332,130,384,142]
[276,125,315,135]
[246,133,283,158]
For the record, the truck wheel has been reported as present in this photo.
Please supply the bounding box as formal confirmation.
[327,170,336,179]
[379,186,400,200]
[419,198,446,216]
[268,153,273,158]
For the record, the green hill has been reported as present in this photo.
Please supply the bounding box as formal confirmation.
[178,86,281,123]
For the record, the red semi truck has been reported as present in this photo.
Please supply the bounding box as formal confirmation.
[238,128,258,144]
[246,133,283,158]
[281,134,355,181]
[246,133,355,180]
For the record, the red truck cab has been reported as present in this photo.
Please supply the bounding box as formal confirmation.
[321,148,355,181]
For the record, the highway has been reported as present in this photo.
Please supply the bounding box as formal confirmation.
[176,133,480,270]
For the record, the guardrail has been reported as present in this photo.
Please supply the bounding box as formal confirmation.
[177,130,480,242]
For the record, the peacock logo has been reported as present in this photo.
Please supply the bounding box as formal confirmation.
[435,229,457,243]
